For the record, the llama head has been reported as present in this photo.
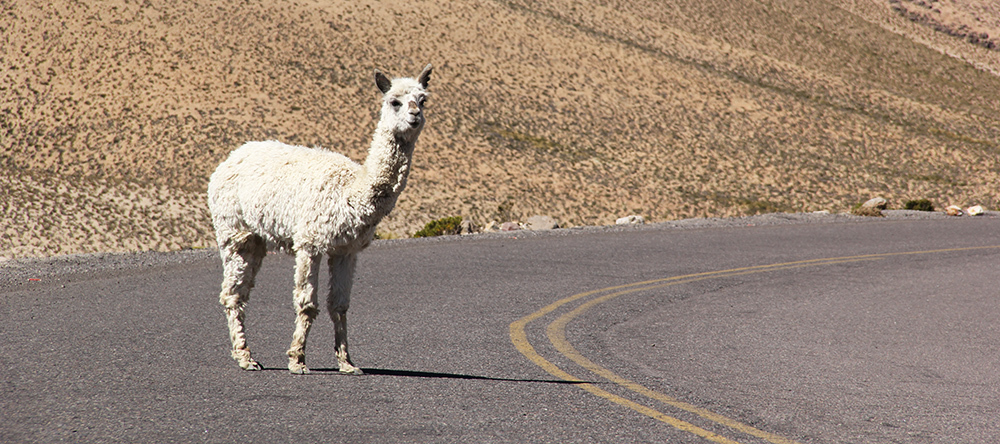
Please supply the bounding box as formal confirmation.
[374,64,432,140]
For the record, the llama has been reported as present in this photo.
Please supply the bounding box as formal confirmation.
[207,64,432,374]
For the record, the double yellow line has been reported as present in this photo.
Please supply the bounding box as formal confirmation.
[510,246,1000,443]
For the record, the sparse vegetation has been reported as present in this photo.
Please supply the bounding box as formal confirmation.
[495,198,517,223]
[479,122,601,163]
[739,199,788,216]
[851,201,886,217]
[706,192,792,216]
[4,0,1000,257]
[374,230,399,240]
[904,199,936,212]
[413,216,463,238]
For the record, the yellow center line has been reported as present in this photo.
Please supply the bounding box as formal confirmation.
[510,321,745,444]
[511,245,1000,443]
[546,261,876,444]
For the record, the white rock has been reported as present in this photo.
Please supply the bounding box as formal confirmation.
[862,197,888,210]
[525,215,559,230]
[945,205,964,216]
[967,205,984,216]
[853,197,887,217]
[616,215,645,225]
[500,221,520,231]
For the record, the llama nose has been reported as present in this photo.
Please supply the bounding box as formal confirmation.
[408,101,420,115]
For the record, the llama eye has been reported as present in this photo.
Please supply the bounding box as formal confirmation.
[390,100,402,108]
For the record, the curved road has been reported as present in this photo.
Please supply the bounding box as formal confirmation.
[2,215,999,443]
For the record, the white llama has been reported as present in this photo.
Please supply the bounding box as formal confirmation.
[207,64,432,374]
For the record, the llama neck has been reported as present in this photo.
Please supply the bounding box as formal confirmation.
[348,125,416,222]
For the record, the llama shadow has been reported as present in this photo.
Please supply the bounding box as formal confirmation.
[252,367,592,384]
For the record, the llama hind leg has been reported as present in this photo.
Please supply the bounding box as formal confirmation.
[329,253,363,375]
[218,233,266,371]
[287,249,321,374]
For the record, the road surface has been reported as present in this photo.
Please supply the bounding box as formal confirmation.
[2,214,998,443]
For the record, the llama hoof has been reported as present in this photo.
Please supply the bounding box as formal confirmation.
[241,360,262,371]
[288,363,310,375]
[233,350,261,371]
[339,364,364,375]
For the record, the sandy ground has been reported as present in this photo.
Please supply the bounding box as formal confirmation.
[2,0,1000,258]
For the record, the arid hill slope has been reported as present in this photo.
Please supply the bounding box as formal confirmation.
[2,0,1000,258]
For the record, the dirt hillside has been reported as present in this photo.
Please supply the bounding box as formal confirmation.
[3,0,1000,258]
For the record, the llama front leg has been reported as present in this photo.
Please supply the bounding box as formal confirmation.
[287,249,321,374]
[329,253,363,375]
[218,233,266,371]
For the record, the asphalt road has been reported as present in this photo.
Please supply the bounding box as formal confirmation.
[2,215,999,443]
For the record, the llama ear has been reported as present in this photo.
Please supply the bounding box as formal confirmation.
[374,69,392,94]
[417,64,432,89]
